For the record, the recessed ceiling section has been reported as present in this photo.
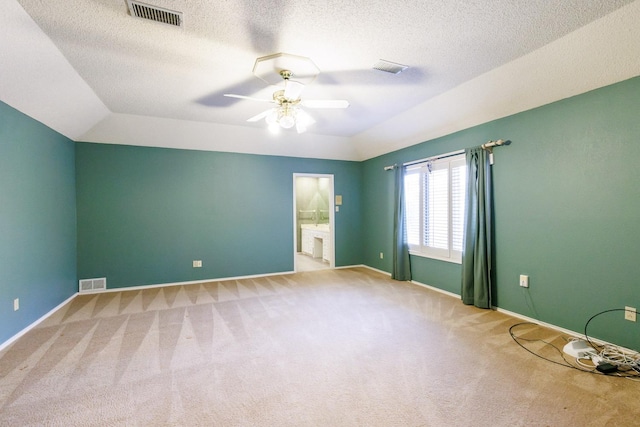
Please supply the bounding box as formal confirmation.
[4,0,640,161]
[126,0,183,28]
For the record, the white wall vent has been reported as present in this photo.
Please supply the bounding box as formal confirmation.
[372,59,409,74]
[79,277,107,293]
[126,1,183,27]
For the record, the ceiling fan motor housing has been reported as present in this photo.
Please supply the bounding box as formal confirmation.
[273,90,300,105]
[280,70,293,80]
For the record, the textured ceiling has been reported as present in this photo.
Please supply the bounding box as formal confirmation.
[2,0,640,160]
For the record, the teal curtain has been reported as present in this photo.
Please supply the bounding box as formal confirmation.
[461,147,492,308]
[392,166,411,281]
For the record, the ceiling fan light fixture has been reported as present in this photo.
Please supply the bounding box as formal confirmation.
[278,114,296,129]
[232,53,347,134]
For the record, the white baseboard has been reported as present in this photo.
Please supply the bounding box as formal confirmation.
[360,265,391,276]
[492,306,640,354]
[82,270,298,294]
[409,275,631,350]
[0,270,297,349]
[411,279,461,299]
[0,292,77,353]
[492,307,583,338]
[1,266,376,349]
[409,277,586,340]
[344,264,380,276]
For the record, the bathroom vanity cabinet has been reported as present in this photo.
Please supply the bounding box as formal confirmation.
[300,224,330,263]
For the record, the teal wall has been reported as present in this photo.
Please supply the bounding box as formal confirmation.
[363,76,640,350]
[3,76,640,351]
[0,102,77,344]
[75,143,363,288]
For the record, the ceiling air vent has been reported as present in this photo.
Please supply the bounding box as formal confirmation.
[126,0,183,27]
[373,59,409,74]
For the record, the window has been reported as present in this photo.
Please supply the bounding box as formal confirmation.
[404,153,466,263]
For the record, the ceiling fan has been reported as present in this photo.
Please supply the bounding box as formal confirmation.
[224,53,349,134]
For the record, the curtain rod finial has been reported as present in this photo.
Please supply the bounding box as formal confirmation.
[481,139,511,150]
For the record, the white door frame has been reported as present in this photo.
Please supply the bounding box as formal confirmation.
[293,173,335,271]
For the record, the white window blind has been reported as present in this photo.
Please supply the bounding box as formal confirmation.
[424,166,448,250]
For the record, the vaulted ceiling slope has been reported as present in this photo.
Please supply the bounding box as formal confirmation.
[2,0,640,161]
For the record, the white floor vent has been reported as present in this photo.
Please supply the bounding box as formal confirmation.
[79,278,107,293]
[126,1,183,27]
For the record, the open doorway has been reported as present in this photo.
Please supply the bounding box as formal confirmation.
[293,174,335,272]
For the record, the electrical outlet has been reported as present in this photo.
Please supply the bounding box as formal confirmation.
[14,298,19,311]
[519,275,529,288]
[379,252,384,259]
[624,306,636,322]
[193,260,202,268]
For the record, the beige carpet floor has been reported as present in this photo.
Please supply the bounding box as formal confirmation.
[1,267,638,426]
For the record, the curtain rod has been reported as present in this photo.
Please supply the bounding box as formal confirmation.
[383,139,511,171]
[403,149,464,167]
[383,149,463,171]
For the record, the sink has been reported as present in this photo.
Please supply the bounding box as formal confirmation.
[301,223,330,232]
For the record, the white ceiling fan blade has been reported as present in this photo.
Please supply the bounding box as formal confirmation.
[296,108,316,125]
[247,109,274,122]
[301,99,349,108]
[224,94,274,103]
[295,108,316,134]
[284,80,305,100]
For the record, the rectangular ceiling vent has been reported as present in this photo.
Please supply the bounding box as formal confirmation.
[126,0,183,28]
[373,59,409,75]
[79,277,107,293]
